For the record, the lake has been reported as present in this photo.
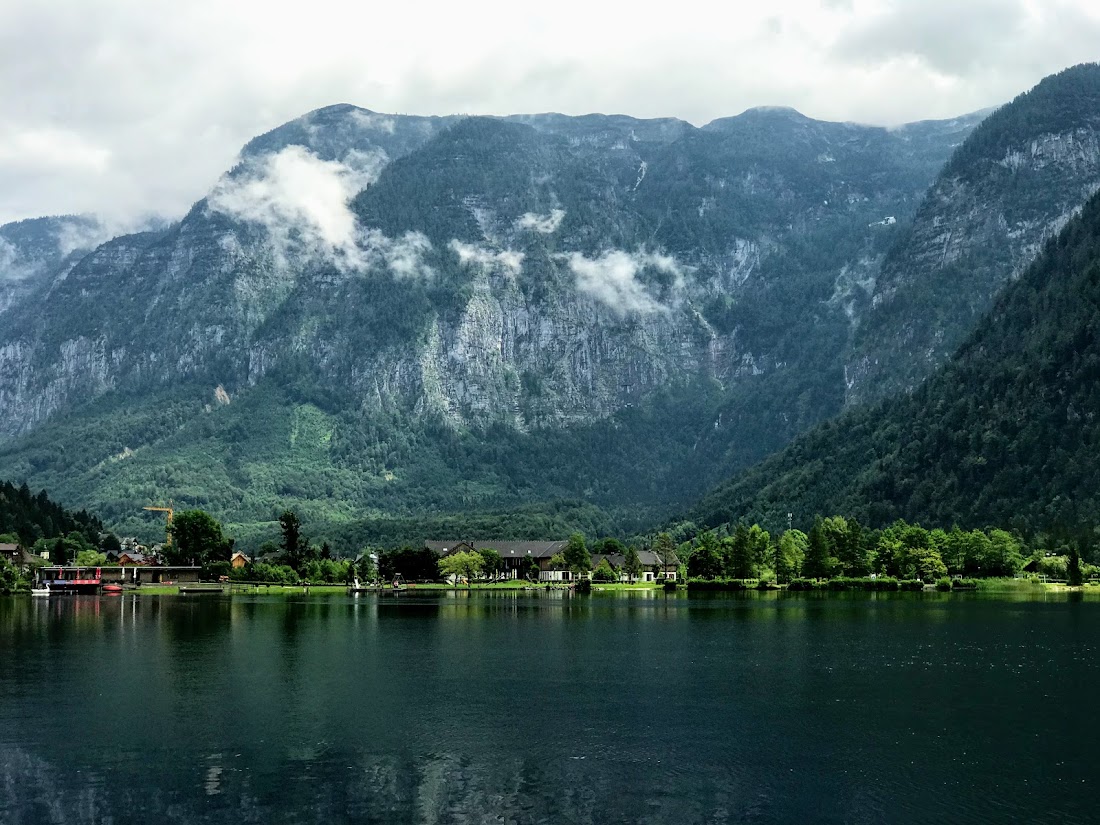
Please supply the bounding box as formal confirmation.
[1,589,1097,823]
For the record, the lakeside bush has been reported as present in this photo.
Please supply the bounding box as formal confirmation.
[951,578,979,590]
[935,577,952,591]
[0,557,30,595]
[686,578,750,591]
[787,578,820,591]
[898,579,924,591]
[788,576,902,591]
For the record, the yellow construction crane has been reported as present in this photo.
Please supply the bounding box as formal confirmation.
[143,505,174,547]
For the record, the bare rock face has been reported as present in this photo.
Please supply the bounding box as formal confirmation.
[846,65,1100,406]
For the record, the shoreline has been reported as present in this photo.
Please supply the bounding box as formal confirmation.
[11,579,1098,598]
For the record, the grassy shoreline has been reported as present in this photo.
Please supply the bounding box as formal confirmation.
[89,578,1100,598]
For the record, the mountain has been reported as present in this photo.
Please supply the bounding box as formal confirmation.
[846,63,1100,405]
[693,185,1100,534]
[0,101,988,544]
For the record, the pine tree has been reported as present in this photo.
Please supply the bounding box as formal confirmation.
[802,518,835,580]
[1068,542,1084,586]
[727,523,755,579]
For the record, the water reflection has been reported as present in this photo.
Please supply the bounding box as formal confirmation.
[1,591,1097,824]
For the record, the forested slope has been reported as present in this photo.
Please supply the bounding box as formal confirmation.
[0,480,104,546]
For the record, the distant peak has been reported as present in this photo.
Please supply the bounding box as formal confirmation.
[741,105,806,118]
[300,103,378,120]
[702,106,813,132]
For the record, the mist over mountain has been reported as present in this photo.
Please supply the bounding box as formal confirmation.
[0,215,114,315]
[1,67,1093,545]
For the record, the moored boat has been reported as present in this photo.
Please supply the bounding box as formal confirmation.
[48,567,103,595]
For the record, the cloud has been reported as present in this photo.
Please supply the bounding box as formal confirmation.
[831,0,1100,79]
[0,127,110,173]
[831,0,1028,75]
[0,238,21,280]
[515,209,565,234]
[54,217,140,257]
[207,145,386,270]
[370,229,435,279]
[1,0,1099,224]
[449,240,524,276]
[565,249,687,316]
[348,110,397,134]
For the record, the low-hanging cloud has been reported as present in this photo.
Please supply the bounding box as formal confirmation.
[207,144,387,270]
[0,238,22,281]
[449,240,524,276]
[515,209,565,234]
[54,217,144,257]
[369,229,435,279]
[565,249,687,316]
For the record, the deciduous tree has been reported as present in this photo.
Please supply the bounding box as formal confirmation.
[623,546,643,582]
[169,510,231,566]
[439,551,483,586]
[563,533,591,575]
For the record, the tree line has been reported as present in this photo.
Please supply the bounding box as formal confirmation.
[678,516,1095,585]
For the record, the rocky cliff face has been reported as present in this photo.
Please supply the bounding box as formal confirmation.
[845,63,1100,405]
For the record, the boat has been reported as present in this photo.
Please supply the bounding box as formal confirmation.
[49,567,103,595]
[31,584,50,597]
[102,584,124,595]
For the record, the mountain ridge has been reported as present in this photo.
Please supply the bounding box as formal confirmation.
[0,83,1073,546]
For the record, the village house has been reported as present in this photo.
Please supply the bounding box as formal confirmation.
[1,542,21,566]
[230,551,251,569]
[1,542,48,571]
[589,550,680,582]
[117,550,150,566]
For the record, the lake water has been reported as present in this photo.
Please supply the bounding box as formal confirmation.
[1,589,1097,824]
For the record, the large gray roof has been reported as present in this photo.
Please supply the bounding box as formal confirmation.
[425,540,567,559]
[424,541,677,566]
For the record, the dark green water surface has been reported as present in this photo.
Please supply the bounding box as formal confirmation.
[1,590,1097,823]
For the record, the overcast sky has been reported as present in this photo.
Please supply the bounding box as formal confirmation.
[0,0,1097,226]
